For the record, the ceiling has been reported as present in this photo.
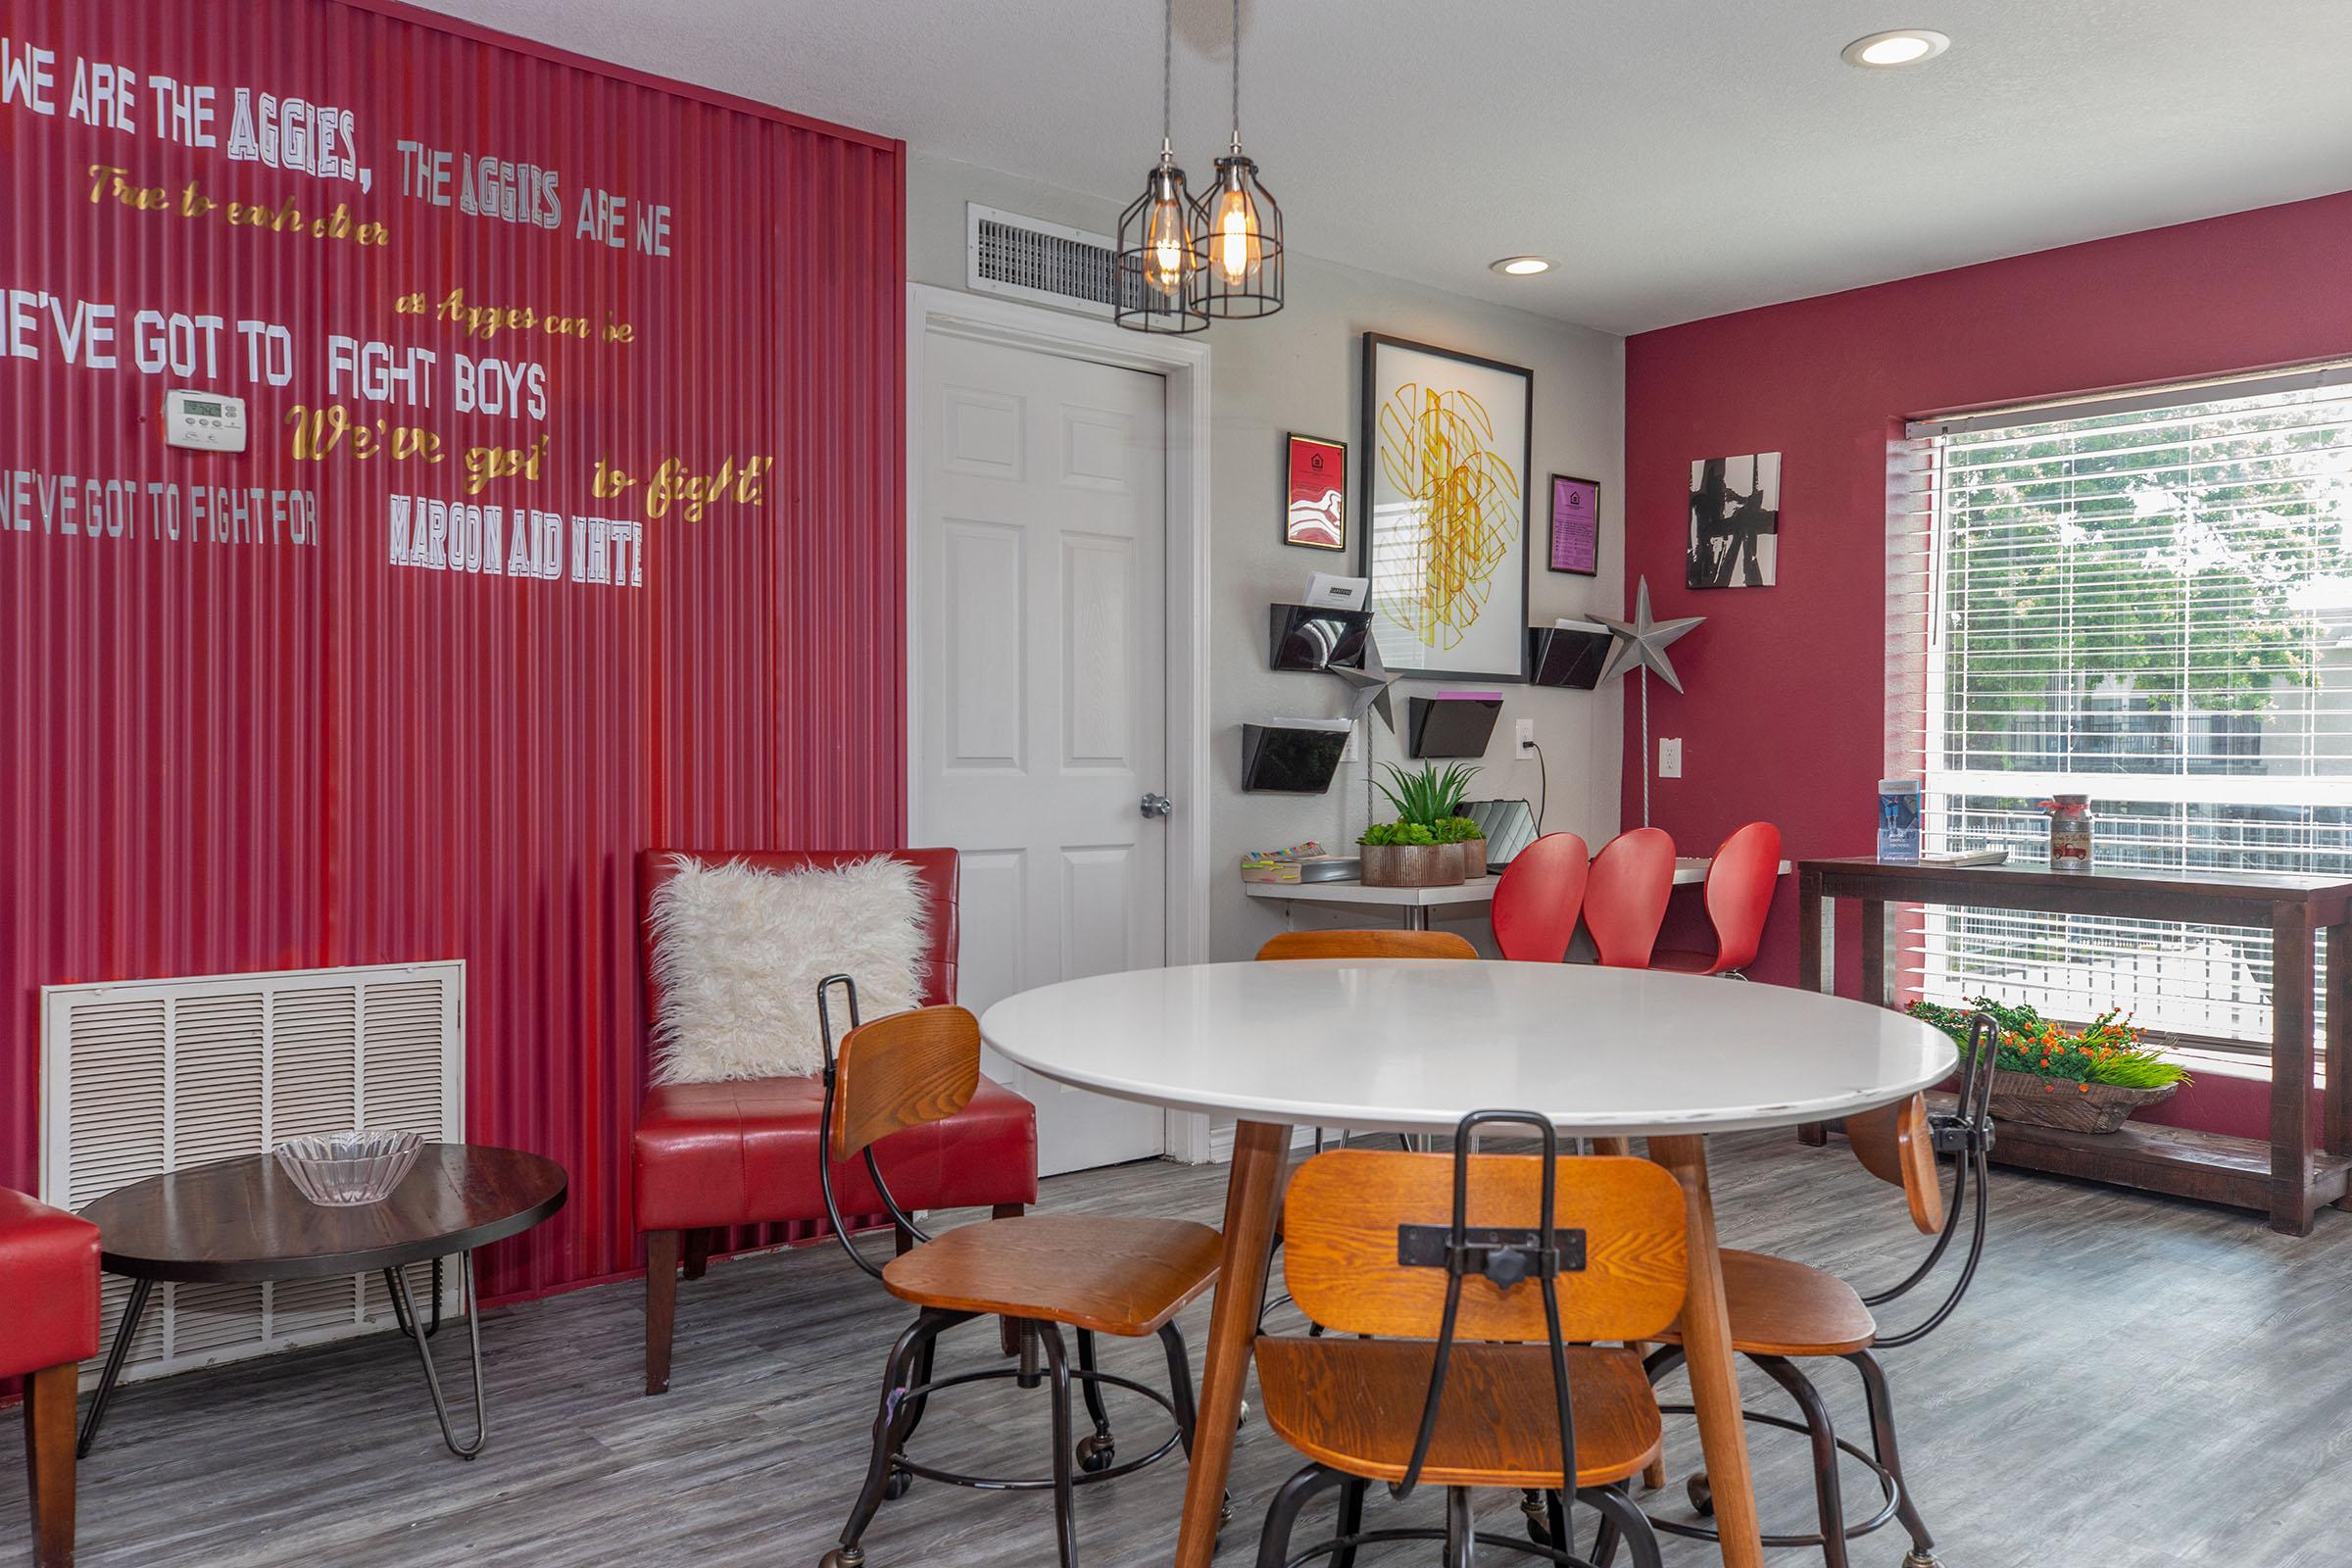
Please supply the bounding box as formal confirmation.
[407,0,2352,335]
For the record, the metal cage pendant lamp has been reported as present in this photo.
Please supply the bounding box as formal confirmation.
[1193,0,1282,318]
[1115,0,1210,334]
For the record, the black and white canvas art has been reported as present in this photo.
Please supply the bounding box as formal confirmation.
[1687,452,1780,589]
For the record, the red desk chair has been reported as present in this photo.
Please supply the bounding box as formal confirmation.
[4,1188,100,1567]
[632,848,1039,1396]
[1655,821,1783,978]
[1585,827,1676,968]
[1491,832,1592,963]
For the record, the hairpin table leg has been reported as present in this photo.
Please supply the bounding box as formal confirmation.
[74,1275,155,1458]
[386,1251,488,1458]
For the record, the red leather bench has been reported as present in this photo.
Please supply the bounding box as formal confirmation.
[4,1186,100,1567]
[633,848,1039,1395]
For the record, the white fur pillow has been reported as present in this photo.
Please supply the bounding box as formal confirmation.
[647,855,928,1085]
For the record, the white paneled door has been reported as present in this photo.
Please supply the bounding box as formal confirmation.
[916,328,1170,1175]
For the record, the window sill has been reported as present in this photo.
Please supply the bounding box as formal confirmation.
[2162,1047,2321,1086]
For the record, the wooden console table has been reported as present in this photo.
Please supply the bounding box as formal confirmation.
[1797,857,2352,1234]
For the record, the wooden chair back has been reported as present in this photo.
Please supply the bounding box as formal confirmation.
[1842,1093,1943,1234]
[1282,1147,1688,1344]
[828,1004,983,1162]
[1255,929,1478,961]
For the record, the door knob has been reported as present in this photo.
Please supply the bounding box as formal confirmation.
[1140,793,1174,820]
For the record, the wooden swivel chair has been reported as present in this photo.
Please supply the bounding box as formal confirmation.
[1632,1014,1998,1568]
[1256,929,1480,960]
[811,978,1222,1568]
[1257,929,1475,1155]
[1251,1113,1689,1568]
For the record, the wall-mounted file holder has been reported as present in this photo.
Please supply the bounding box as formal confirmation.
[1528,622,1613,689]
[1406,696,1504,759]
[1242,719,1351,792]
[1268,604,1372,672]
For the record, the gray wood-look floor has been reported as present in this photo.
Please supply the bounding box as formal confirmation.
[13,1131,2352,1568]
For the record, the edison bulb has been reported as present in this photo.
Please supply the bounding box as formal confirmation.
[1144,179,1191,299]
[1213,182,1261,285]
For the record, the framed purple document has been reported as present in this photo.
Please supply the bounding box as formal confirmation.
[1547,473,1600,576]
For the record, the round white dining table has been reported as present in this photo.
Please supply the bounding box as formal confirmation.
[979,958,1957,1568]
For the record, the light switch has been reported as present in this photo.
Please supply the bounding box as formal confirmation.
[1659,737,1683,778]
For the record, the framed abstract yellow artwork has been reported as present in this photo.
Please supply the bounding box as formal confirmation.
[1358,333,1533,681]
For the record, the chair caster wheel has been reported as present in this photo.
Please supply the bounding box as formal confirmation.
[882,1469,913,1501]
[1520,1491,1555,1547]
[1687,1474,1714,1517]
[1076,1433,1116,1473]
[818,1550,864,1568]
[1901,1555,1942,1568]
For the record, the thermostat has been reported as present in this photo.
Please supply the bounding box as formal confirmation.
[164,389,248,453]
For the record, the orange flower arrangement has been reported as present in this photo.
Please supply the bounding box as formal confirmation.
[1908,999,2190,1091]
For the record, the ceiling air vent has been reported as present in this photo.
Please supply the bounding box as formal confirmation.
[967,204,1122,318]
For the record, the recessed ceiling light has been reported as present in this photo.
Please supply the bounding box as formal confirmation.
[1841,28,1950,67]
[1491,256,1552,276]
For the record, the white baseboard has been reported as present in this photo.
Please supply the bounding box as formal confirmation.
[1202,1120,1327,1165]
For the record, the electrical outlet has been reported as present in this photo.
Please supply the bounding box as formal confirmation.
[1659,737,1683,779]
[1515,718,1537,755]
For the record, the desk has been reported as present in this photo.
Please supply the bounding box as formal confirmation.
[1243,857,1789,930]
[981,958,1954,1568]
[1798,856,2352,1234]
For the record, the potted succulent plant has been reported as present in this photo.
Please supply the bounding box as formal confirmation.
[1907,997,2191,1134]
[1359,762,1481,887]
[1433,815,1490,880]
[1357,819,1464,888]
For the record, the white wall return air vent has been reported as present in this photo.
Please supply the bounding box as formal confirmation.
[40,960,466,1388]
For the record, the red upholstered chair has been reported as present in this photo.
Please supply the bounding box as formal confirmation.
[1655,821,1784,977]
[1490,832,1592,963]
[632,849,1039,1396]
[4,1187,100,1568]
[1584,827,1677,968]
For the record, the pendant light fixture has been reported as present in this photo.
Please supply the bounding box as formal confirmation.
[1193,0,1282,318]
[1116,0,1209,333]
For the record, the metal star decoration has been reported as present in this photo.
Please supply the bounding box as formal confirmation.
[1594,576,1704,692]
[1333,633,1397,730]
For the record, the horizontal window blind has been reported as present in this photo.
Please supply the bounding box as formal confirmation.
[1891,373,2352,1053]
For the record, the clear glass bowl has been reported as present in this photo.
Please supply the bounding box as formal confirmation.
[273,1129,426,1205]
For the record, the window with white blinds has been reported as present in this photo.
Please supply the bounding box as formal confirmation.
[1889,368,2352,1054]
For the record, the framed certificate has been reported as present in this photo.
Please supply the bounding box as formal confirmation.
[1547,473,1600,576]
[1285,433,1348,550]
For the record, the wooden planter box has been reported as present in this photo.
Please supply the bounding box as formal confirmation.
[1454,837,1487,880]
[1359,843,1465,888]
[1987,1069,2180,1135]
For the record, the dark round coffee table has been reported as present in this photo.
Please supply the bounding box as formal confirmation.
[76,1143,565,1459]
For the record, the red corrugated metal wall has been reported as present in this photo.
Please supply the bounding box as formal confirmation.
[0,0,906,1300]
